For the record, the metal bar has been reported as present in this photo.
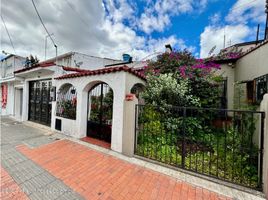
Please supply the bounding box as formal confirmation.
[224,111,227,179]
[135,104,265,114]
[133,104,263,190]
[134,105,138,154]
[258,112,265,190]
[232,111,236,182]
[181,107,186,169]
[240,113,245,184]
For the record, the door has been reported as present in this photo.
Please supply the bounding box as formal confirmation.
[87,83,113,143]
[14,88,23,121]
[29,80,52,126]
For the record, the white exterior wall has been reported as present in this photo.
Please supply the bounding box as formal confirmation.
[1,56,25,79]
[72,53,122,70]
[55,56,73,67]
[235,43,268,82]
[1,55,25,117]
[46,52,122,70]
[53,71,145,153]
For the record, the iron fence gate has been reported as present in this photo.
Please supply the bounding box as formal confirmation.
[134,105,265,190]
[87,83,113,143]
[29,80,52,126]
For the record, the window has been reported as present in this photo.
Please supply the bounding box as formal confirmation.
[56,84,77,120]
[246,81,255,104]
[255,74,268,103]
[219,78,227,109]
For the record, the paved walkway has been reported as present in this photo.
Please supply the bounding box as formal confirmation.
[1,166,28,200]
[1,117,82,200]
[1,117,232,200]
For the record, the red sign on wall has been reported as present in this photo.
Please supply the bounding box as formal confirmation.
[125,93,135,101]
[1,84,7,108]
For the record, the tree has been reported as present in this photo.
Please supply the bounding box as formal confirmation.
[142,50,223,108]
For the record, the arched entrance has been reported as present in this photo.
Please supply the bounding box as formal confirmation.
[87,82,113,143]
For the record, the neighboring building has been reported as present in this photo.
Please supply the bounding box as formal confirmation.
[43,52,123,70]
[222,40,264,55]
[213,40,268,110]
[0,51,136,122]
[0,54,26,118]
[9,57,145,153]
[0,50,145,132]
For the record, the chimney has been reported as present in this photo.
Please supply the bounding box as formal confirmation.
[256,24,260,44]
[165,44,172,53]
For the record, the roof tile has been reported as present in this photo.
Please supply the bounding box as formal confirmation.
[55,65,146,80]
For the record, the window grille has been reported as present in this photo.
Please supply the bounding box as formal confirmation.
[56,84,77,120]
[255,74,268,103]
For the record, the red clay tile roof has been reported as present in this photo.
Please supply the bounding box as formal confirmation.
[55,65,146,80]
[14,62,55,74]
[209,39,268,64]
[62,66,91,73]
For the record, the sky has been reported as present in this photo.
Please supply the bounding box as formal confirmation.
[0,0,267,61]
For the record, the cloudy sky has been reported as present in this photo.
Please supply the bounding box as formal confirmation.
[0,0,266,61]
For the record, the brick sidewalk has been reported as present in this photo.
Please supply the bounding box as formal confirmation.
[18,140,232,200]
[1,166,28,200]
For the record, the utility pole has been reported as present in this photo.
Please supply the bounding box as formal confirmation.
[265,0,268,40]
[223,28,226,48]
[44,33,54,60]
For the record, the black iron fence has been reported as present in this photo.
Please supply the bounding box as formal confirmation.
[134,105,265,190]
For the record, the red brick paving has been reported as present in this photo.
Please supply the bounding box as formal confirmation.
[17,140,232,200]
[0,166,28,200]
[80,137,111,149]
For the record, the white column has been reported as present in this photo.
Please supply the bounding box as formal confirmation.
[76,89,87,138]
[122,97,138,156]
[110,89,125,153]
[21,81,29,121]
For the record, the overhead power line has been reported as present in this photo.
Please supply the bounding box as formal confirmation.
[31,0,58,62]
[31,0,57,48]
[64,0,89,27]
[1,15,16,54]
[231,0,258,11]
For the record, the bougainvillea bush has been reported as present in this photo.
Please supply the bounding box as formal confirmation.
[141,49,223,108]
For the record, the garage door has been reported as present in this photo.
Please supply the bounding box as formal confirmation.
[29,80,52,126]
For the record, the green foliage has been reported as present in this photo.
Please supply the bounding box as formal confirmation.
[143,50,224,109]
[57,100,76,120]
[136,106,260,188]
[142,73,200,109]
[89,88,113,124]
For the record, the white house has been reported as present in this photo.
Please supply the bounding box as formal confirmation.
[213,40,268,110]
[0,54,26,118]
[0,51,131,121]
[43,51,123,70]
[0,51,146,154]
